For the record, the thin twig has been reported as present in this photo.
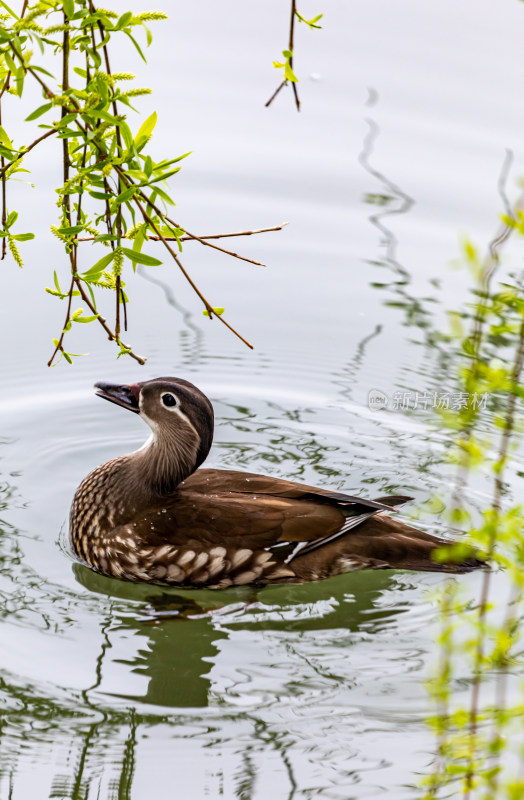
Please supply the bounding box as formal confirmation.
[289,0,300,111]
[76,222,289,242]
[265,80,286,108]
[164,220,267,266]
[0,128,56,178]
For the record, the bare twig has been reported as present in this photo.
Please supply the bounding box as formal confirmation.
[265,80,286,108]
[76,222,289,242]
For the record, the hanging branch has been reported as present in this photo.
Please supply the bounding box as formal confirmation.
[422,158,524,798]
[265,1,322,110]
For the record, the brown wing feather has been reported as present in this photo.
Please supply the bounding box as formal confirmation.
[130,469,412,555]
[137,491,346,549]
[181,469,405,512]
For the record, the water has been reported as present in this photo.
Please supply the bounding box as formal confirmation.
[1,1,523,797]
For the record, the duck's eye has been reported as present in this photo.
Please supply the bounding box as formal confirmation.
[161,393,178,408]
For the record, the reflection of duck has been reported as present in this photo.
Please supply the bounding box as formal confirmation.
[72,564,408,709]
[70,378,483,587]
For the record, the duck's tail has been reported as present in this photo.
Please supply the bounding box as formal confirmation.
[290,496,486,578]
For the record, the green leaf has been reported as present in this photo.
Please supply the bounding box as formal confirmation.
[126,32,147,63]
[11,232,35,241]
[114,186,137,206]
[63,0,74,19]
[284,61,298,83]
[82,249,117,279]
[132,224,146,253]
[25,103,53,122]
[15,68,25,99]
[134,111,157,147]
[156,152,191,168]
[295,10,323,29]
[88,190,114,200]
[118,120,134,151]
[120,246,162,266]
[0,126,11,148]
[4,52,16,75]
[203,307,225,317]
[116,11,133,29]
[5,211,18,228]
[148,184,174,206]
[57,225,83,235]
[148,167,181,185]
[73,314,99,323]
[30,65,56,79]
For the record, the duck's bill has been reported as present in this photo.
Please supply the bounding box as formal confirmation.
[94,382,140,413]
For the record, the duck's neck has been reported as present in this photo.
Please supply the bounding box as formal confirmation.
[129,426,199,498]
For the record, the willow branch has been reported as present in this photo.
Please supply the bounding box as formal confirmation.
[12,43,254,351]
[464,315,524,797]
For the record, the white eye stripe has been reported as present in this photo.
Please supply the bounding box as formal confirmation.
[173,406,201,444]
[159,391,200,443]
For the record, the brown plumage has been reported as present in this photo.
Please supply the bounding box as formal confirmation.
[69,377,484,587]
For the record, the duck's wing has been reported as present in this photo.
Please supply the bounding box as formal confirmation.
[181,468,410,513]
[168,469,412,557]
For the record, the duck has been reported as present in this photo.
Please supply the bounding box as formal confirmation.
[69,377,483,587]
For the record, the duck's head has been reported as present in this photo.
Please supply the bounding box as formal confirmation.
[94,377,214,492]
